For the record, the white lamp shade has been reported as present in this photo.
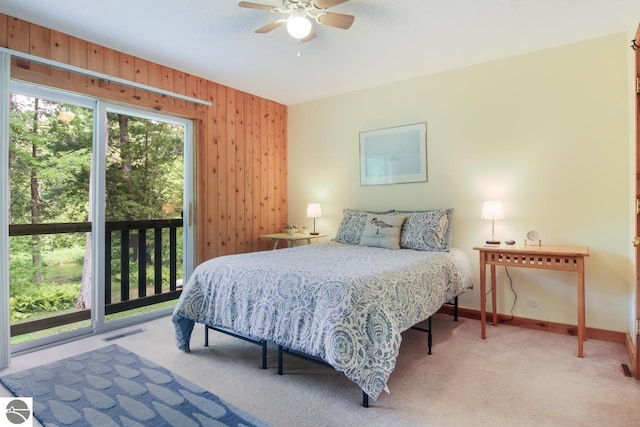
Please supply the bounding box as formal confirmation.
[286,16,312,39]
[481,201,504,221]
[306,203,322,218]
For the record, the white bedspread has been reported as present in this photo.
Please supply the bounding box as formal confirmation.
[172,241,473,400]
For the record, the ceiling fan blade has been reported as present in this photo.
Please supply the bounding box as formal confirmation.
[313,0,350,9]
[317,12,354,29]
[301,28,317,43]
[255,19,286,34]
[238,1,278,12]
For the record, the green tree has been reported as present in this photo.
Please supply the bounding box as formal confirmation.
[105,113,184,221]
[9,96,92,288]
[9,95,184,317]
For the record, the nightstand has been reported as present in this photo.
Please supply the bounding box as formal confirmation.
[259,233,327,250]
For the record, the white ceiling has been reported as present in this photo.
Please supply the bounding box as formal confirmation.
[1,0,638,105]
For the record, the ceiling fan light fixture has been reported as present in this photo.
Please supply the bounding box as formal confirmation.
[286,15,312,39]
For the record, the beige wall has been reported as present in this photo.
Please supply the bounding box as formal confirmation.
[288,33,632,333]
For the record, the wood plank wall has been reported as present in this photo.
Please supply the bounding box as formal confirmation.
[1,13,287,262]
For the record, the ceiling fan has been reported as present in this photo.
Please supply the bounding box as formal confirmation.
[238,0,355,43]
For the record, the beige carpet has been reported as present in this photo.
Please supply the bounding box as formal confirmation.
[2,314,639,427]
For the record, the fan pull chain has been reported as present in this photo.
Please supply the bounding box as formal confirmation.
[297,40,302,57]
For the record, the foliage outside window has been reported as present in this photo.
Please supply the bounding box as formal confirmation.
[9,94,185,333]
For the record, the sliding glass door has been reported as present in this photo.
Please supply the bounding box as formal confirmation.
[8,83,96,349]
[3,82,194,356]
[101,104,193,326]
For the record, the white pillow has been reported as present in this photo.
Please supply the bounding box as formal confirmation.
[334,209,395,245]
[359,214,407,250]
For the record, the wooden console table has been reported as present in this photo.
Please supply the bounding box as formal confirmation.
[473,244,590,357]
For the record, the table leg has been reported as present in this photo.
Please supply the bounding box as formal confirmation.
[490,264,498,326]
[272,240,279,250]
[480,253,487,339]
[577,257,585,357]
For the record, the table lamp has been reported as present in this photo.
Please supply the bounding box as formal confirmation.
[481,201,504,245]
[306,203,322,235]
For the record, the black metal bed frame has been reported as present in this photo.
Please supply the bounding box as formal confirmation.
[204,296,459,407]
[204,325,268,369]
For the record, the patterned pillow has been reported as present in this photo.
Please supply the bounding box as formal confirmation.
[396,208,453,251]
[359,214,408,250]
[334,209,395,245]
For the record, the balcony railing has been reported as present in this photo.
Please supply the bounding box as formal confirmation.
[9,219,183,337]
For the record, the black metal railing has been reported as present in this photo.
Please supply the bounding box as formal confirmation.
[104,219,182,314]
[9,219,183,337]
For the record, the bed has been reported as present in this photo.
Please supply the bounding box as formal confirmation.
[172,209,473,403]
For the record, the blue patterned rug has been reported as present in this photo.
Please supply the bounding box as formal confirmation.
[0,344,269,426]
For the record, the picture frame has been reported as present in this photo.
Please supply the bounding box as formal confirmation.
[359,122,427,186]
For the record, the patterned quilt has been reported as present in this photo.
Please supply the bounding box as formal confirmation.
[172,242,473,400]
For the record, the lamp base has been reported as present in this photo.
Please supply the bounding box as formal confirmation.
[485,240,501,245]
[310,232,319,236]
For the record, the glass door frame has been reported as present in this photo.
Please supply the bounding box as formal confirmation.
[97,102,195,332]
[7,81,98,355]
[1,52,11,368]
[0,66,195,365]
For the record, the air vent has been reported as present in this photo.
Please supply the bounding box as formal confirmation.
[103,328,146,341]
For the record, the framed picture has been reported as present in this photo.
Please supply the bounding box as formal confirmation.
[359,122,427,186]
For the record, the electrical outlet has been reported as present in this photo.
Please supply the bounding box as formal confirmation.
[527,298,538,308]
